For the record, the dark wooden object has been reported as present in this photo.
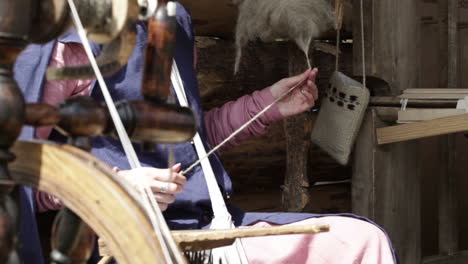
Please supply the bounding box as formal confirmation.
[50,208,95,264]
[281,43,312,212]
[369,97,458,108]
[0,1,33,262]
[24,98,197,144]
[142,0,177,102]
[115,101,196,143]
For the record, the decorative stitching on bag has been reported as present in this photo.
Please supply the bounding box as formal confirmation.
[323,84,362,110]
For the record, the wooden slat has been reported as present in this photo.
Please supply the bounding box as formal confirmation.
[399,93,468,99]
[370,96,458,108]
[398,109,465,123]
[377,114,468,145]
[403,89,468,94]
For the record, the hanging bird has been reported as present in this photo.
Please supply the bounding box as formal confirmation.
[232,0,334,73]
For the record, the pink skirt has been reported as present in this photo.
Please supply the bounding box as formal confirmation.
[240,216,395,264]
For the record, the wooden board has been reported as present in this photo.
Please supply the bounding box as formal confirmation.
[398,109,466,123]
[404,89,468,94]
[377,113,468,144]
[400,94,468,99]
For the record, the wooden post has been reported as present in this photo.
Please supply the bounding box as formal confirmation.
[438,0,459,256]
[281,42,312,212]
[352,0,421,263]
[354,109,421,264]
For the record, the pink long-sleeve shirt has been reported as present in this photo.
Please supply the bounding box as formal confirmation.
[35,41,282,212]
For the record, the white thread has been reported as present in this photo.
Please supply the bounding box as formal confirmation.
[400,98,408,111]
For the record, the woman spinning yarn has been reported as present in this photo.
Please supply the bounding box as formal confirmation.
[14,2,396,263]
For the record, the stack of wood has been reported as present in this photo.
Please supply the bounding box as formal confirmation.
[398,89,468,123]
[376,89,468,145]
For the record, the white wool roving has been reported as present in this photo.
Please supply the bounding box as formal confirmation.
[233,0,334,73]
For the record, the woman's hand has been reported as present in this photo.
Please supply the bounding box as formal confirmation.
[116,164,187,211]
[269,68,319,118]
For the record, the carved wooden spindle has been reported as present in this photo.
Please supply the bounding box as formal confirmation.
[25,103,61,127]
[44,96,197,144]
[141,0,177,102]
[0,0,34,262]
[113,100,196,144]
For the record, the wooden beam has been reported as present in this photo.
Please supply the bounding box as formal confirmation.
[376,114,468,145]
[281,42,312,212]
[400,94,468,99]
[397,109,465,123]
[179,0,353,39]
[403,89,468,94]
[370,96,458,108]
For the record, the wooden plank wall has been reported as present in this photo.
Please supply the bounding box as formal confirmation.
[352,0,468,262]
[420,0,468,258]
[352,0,422,263]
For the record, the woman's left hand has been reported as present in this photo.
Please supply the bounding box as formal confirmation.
[269,68,319,118]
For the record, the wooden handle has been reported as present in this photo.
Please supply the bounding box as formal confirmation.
[99,223,329,253]
[173,224,330,251]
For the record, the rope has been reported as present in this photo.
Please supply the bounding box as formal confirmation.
[335,0,344,71]
[360,0,366,89]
